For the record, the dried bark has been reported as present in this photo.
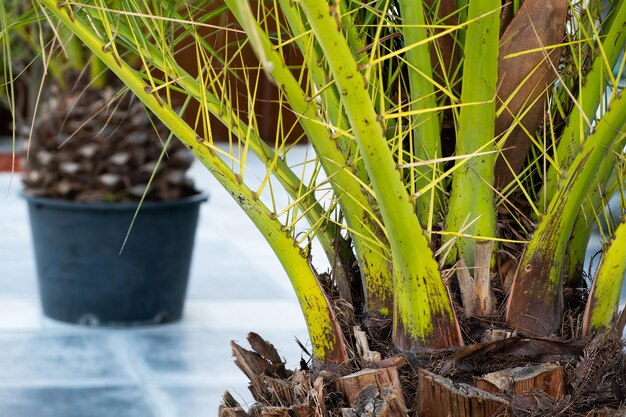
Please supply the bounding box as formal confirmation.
[494,0,568,187]
[454,241,494,318]
[417,369,510,417]
[354,326,382,363]
[225,332,625,417]
[313,377,327,417]
[259,407,289,417]
[231,341,272,402]
[476,363,565,399]
[337,367,408,417]
[442,336,585,373]
[219,391,250,417]
[456,259,479,317]
[474,241,494,316]
[340,384,409,417]
[247,333,289,379]
[219,407,250,417]
[337,367,406,408]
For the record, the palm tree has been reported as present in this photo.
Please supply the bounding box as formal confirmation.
[4,0,625,414]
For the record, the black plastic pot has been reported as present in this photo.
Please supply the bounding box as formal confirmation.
[23,192,208,326]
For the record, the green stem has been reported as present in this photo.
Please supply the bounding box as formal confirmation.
[566,204,600,290]
[272,0,369,300]
[565,152,619,287]
[507,93,626,336]
[89,55,107,89]
[399,0,444,227]
[539,1,626,208]
[277,0,369,184]
[455,0,469,50]
[583,219,626,335]
[444,0,499,267]
[106,13,350,277]
[299,0,461,349]
[42,0,348,363]
[63,29,85,69]
[229,0,394,313]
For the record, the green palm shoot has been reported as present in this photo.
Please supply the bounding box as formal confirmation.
[2,0,625,364]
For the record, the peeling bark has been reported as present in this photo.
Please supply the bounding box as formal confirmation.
[454,241,493,318]
[219,391,250,417]
[494,0,568,187]
[417,369,510,417]
[259,407,290,417]
[475,241,494,316]
[313,377,327,417]
[225,333,623,416]
[338,367,406,408]
[456,259,478,317]
[354,326,383,363]
[231,341,273,401]
[340,385,408,417]
[476,363,565,399]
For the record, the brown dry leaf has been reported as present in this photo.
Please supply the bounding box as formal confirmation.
[424,0,459,91]
[442,336,586,373]
[494,0,568,187]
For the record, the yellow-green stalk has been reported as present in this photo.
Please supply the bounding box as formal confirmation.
[298,0,462,349]
[565,154,620,287]
[42,0,348,363]
[444,0,499,267]
[104,11,354,282]
[228,0,394,313]
[507,93,626,336]
[399,0,444,227]
[539,1,626,208]
[582,219,626,335]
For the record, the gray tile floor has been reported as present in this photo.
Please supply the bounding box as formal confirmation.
[0,147,311,417]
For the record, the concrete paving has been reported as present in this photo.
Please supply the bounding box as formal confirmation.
[0,146,311,416]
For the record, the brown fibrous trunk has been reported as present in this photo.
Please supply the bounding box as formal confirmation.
[220,331,625,417]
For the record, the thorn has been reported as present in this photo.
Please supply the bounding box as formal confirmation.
[295,337,312,358]
[329,0,341,31]
[57,2,75,22]
[112,52,122,68]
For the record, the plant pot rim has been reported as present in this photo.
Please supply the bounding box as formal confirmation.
[20,191,208,211]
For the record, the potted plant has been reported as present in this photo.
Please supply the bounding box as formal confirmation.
[7,21,207,325]
[5,0,625,414]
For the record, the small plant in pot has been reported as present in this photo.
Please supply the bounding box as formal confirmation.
[22,71,207,326]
